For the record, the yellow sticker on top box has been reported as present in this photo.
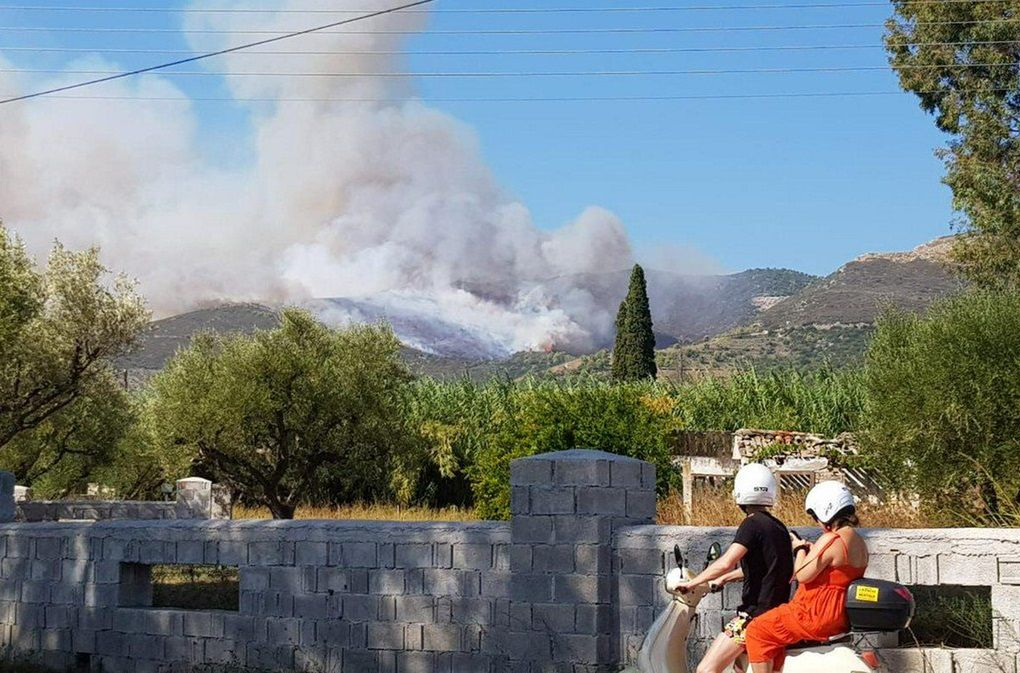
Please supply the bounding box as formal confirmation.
[855,585,880,603]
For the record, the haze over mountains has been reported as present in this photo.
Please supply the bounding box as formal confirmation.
[115,237,962,382]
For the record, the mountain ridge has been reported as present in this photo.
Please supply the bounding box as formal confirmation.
[113,237,962,382]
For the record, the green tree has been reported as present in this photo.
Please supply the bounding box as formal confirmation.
[0,372,134,497]
[0,222,148,458]
[861,291,1020,522]
[886,2,1020,288]
[612,264,657,381]
[146,310,413,519]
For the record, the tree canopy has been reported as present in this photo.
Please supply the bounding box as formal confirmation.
[862,291,1020,523]
[612,264,657,381]
[886,1,1020,288]
[0,222,147,484]
[146,310,413,518]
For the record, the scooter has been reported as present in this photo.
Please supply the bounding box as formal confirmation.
[623,542,915,673]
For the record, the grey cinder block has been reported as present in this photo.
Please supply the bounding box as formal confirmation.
[0,472,15,523]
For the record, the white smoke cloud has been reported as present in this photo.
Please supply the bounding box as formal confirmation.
[0,0,638,356]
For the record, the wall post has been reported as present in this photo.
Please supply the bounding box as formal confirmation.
[175,477,232,519]
[508,449,656,671]
[0,471,14,523]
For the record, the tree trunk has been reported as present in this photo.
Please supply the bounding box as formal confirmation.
[981,479,1000,521]
[266,499,296,519]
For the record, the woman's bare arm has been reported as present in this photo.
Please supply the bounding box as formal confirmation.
[793,532,837,584]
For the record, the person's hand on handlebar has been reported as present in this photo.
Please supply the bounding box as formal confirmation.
[708,567,743,593]
[674,580,700,594]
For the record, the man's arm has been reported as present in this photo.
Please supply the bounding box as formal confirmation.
[713,567,744,588]
[680,543,748,590]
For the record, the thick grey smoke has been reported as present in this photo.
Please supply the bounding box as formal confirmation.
[0,1,636,356]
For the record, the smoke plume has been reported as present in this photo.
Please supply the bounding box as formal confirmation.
[0,1,636,356]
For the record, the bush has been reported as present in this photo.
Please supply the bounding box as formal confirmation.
[469,379,678,519]
[861,291,1020,523]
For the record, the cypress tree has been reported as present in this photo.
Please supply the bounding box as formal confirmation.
[612,264,657,381]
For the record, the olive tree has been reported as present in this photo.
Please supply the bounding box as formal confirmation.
[0,222,148,470]
[0,372,134,497]
[862,291,1020,522]
[147,310,413,518]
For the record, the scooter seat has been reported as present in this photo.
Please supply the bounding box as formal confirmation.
[786,634,851,651]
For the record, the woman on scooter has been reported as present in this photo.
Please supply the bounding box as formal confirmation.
[677,464,794,673]
[744,481,869,673]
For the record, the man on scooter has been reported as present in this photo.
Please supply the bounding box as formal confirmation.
[677,464,794,673]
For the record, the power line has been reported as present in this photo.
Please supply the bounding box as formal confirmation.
[5,63,1016,78]
[0,0,1010,13]
[0,20,1016,35]
[0,41,1013,56]
[0,0,433,105]
[0,90,979,104]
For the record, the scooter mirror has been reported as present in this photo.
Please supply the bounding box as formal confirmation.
[706,542,722,567]
[673,544,684,569]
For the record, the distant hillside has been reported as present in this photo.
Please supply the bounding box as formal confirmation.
[113,303,570,385]
[544,267,816,346]
[760,237,962,329]
[114,303,280,384]
[550,237,965,378]
[113,239,962,384]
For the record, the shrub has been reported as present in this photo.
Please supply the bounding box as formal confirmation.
[861,291,1020,522]
[468,379,678,519]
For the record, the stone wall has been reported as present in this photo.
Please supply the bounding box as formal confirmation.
[0,452,1017,673]
[0,519,511,673]
[11,479,231,523]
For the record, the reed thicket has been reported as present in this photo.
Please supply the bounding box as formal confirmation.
[396,368,865,518]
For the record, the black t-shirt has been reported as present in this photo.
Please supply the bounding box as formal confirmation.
[732,511,794,617]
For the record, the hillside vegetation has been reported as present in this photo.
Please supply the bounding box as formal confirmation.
[552,237,962,378]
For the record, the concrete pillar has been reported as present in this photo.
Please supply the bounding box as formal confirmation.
[175,477,231,519]
[0,471,15,522]
[508,449,657,672]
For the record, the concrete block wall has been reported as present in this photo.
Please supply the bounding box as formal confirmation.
[0,519,511,673]
[508,449,657,673]
[15,477,231,523]
[615,525,1020,672]
[1,455,1019,672]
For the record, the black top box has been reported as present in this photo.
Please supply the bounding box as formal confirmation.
[846,579,916,632]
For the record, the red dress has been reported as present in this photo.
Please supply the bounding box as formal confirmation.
[745,534,866,669]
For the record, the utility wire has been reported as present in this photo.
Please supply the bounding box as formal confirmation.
[0,0,432,105]
[0,41,1013,56]
[6,63,1016,78]
[0,90,986,104]
[0,0,1010,13]
[0,20,1016,35]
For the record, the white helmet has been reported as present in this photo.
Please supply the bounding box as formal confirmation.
[732,463,778,507]
[805,481,855,524]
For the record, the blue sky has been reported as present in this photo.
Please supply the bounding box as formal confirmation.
[1,1,954,277]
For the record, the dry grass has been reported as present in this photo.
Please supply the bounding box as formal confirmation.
[232,503,480,522]
[233,492,935,528]
[152,565,239,611]
[657,488,937,528]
